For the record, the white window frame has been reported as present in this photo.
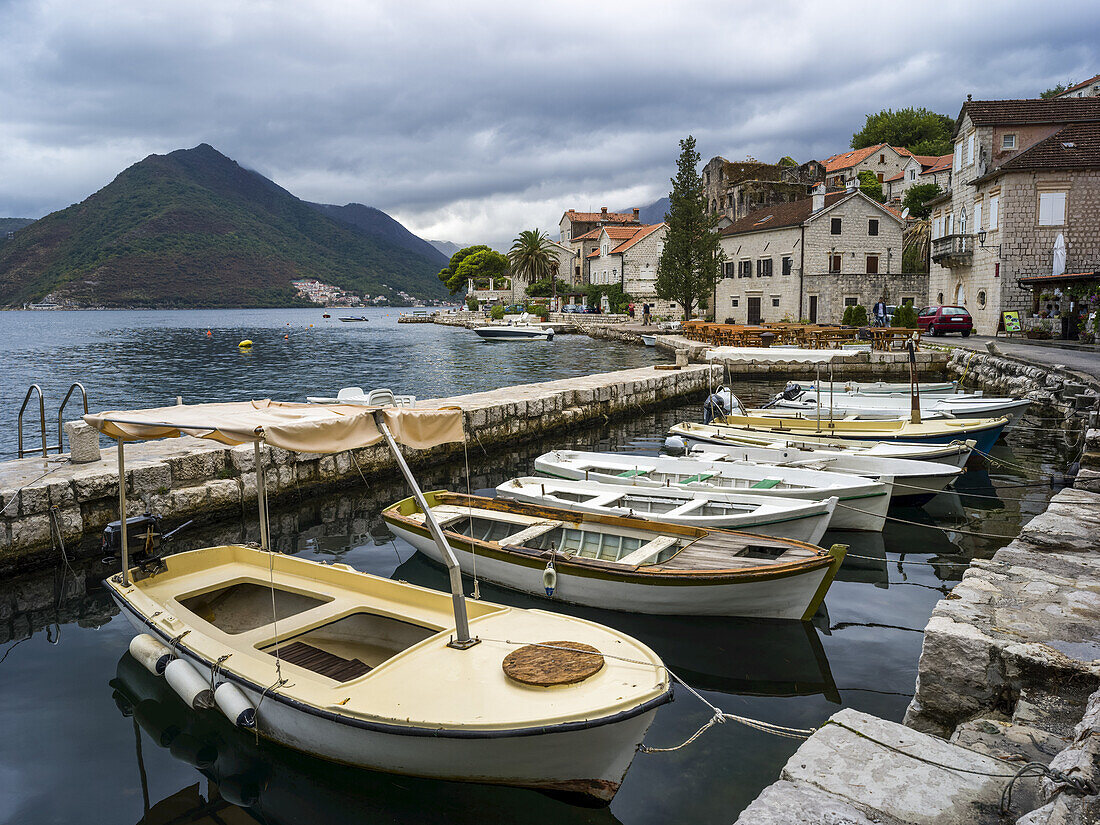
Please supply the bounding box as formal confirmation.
[974,201,982,232]
[1002,133,1016,150]
[954,141,963,172]
[966,133,975,166]
[1038,192,1067,226]
[989,195,999,230]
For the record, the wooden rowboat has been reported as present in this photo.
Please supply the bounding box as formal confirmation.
[383,492,847,620]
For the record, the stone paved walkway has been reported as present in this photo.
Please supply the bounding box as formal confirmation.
[937,335,1100,383]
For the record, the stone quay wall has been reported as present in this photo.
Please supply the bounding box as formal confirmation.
[0,364,719,574]
[943,343,1100,405]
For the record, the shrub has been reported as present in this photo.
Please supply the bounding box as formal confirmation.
[489,304,504,320]
[894,304,919,328]
[850,304,868,326]
[465,295,478,311]
[841,305,853,325]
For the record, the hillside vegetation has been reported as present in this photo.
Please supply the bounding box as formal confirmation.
[0,144,446,307]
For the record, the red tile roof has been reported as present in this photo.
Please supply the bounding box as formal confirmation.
[960,97,1100,127]
[571,228,602,241]
[822,144,909,173]
[885,172,904,182]
[998,122,1100,171]
[562,209,639,225]
[921,155,952,176]
[610,223,665,254]
[1060,73,1100,96]
[601,225,650,241]
[912,154,947,169]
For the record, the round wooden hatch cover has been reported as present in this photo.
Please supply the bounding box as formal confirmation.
[502,640,605,686]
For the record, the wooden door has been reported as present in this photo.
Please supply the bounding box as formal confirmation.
[747,296,762,325]
[808,295,818,323]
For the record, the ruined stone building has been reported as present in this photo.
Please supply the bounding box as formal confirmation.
[701,157,825,223]
[927,96,1100,335]
[715,185,919,325]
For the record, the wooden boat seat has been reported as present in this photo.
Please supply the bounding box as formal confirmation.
[749,478,782,489]
[273,641,372,682]
[679,473,715,484]
[503,521,563,547]
[616,469,651,478]
[616,535,679,567]
[408,505,475,528]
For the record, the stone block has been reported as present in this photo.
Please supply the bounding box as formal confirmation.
[229,445,255,473]
[130,464,172,495]
[64,421,102,463]
[166,451,219,484]
[732,779,879,825]
[50,506,84,543]
[205,479,241,510]
[71,468,119,501]
[46,480,76,509]
[17,485,50,516]
[10,515,50,548]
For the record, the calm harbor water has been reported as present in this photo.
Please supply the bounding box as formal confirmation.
[0,353,1081,825]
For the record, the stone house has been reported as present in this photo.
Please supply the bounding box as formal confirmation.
[560,207,641,284]
[885,154,952,205]
[702,156,824,223]
[587,223,678,314]
[823,144,912,191]
[1056,72,1100,99]
[715,186,919,325]
[928,96,1100,335]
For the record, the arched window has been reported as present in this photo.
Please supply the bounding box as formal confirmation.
[977,290,987,307]
[936,291,944,304]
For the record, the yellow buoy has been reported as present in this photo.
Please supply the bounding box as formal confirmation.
[238,339,253,349]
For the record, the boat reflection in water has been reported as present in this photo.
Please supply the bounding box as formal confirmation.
[111,653,623,825]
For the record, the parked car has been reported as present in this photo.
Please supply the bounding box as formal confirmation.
[503,304,526,314]
[917,305,973,337]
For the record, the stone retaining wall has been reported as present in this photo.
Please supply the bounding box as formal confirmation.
[0,364,719,574]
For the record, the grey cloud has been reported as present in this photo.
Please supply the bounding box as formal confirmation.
[1,0,1097,246]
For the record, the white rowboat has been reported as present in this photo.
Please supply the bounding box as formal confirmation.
[496,477,837,544]
[533,450,892,531]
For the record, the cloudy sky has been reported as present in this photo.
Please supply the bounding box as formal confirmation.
[1,0,1097,247]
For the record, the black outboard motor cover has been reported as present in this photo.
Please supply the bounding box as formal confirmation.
[102,513,161,553]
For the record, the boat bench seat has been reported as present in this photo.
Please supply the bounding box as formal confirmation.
[616,469,651,478]
[502,521,563,547]
[749,478,782,489]
[407,505,477,528]
[679,473,715,484]
[617,535,679,567]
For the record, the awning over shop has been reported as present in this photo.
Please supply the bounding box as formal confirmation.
[1017,271,1100,287]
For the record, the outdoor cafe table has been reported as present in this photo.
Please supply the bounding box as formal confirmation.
[870,327,921,351]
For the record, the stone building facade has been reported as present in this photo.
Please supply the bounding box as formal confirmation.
[701,157,824,223]
[716,188,919,324]
[559,208,641,284]
[823,144,912,191]
[885,154,952,205]
[1056,72,1100,99]
[587,224,678,315]
[928,97,1100,335]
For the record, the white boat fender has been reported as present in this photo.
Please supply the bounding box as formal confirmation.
[164,658,215,709]
[214,681,257,729]
[664,435,687,455]
[129,633,174,676]
[543,560,557,597]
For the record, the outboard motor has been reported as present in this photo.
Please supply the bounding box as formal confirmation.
[702,386,743,424]
[102,512,193,569]
[760,382,803,410]
[664,435,687,455]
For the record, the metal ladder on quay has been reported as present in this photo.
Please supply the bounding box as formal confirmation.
[16,382,90,458]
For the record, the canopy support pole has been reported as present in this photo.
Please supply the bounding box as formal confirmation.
[254,441,270,551]
[118,439,129,586]
[377,418,477,649]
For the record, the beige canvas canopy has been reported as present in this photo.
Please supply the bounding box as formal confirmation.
[84,400,465,452]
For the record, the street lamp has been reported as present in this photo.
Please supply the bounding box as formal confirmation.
[977,229,987,248]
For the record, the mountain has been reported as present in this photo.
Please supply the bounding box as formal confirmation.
[308,202,448,267]
[630,198,670,224]
[429,240,465,259]
[0,144,447,308]
[0,218,35,238]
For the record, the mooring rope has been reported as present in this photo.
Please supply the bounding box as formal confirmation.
[0,460,69,516]
[833,501,1028,540]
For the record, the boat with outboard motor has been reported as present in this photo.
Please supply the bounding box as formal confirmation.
[712,413,1007,454]
[663,424,961,505]
[84,400,670,804]
[383,491,846,619]
[668,420,974,467]
[496,476,837,544]
[473,313,554,341]
[533,450,892,531]
[768,388,1029,426]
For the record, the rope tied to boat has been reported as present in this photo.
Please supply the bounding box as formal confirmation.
[832,501,1030,541]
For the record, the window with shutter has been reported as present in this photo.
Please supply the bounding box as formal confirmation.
[967,134,975,165]
[831,218,841,235]
[868,219,879,236]
[989,196,999,229]
[866,255,879,274]
[1038,192,1066,226]
[782,256,792,276]
[974,202,982,231]
[954,142,963,171]
[829,254,842,273]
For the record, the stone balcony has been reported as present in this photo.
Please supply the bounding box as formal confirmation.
[931,233,974,266]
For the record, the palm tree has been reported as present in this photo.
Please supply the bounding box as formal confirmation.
[902,218,931,274]
[508,229,555,307]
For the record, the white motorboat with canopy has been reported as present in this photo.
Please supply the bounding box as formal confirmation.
[533,450,893,531]
[768,389,1029,425]
[84,400,671,804]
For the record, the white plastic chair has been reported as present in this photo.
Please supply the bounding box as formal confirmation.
[366,389,397,407]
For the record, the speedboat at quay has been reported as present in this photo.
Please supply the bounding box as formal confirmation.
[532,450,892,531]
[712,413,1008,455]
[664,427,961,506]
[768,388,1030,426]
[85,400,670,804]
[496,476,837,544]
[473,313,554,341]
[383,491,846,620]
[668,421,974,468]
[668,421,975,468]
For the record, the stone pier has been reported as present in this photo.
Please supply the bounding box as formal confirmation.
[0,364,719,573]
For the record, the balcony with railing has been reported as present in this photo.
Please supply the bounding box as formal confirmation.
[931,234,974,266]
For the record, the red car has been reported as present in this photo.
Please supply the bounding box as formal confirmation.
[918,305,973,337]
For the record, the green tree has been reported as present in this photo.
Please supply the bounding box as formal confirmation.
[857,170,884,203]
[455,249,509,297]
[525,278,571,298]
[507,229,556,303]
[850,107,954,156]
[902,183,942,219]
[850,304,868,326]
[584,283,632,314]
[438,245,492,294]
[656,135,725,321]
[894,304,919,328]
[1040,83,1069,99]
[777,156,798,167]
[489,304,505,320]
[842,305,854,325]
